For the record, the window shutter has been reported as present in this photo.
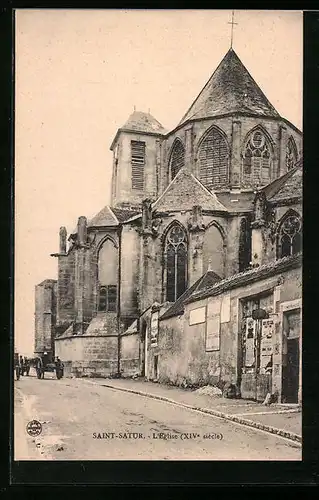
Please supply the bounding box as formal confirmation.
[131,140,145,190]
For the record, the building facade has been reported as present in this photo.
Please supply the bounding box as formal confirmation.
[36,48,302,401]
[34,279,57,364]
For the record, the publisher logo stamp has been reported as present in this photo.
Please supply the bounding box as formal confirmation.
[26,420,42,437]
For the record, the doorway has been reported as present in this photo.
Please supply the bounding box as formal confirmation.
[282,308,300,403]
[154,355,158,380]
[140,322,147,377]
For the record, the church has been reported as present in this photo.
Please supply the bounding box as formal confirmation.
[35,47,302,403]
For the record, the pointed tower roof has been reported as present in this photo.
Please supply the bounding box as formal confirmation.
[178,48,280,126]
[110,110,167,149]
[122,110,167,134]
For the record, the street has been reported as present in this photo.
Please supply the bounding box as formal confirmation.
[14,370,301,461]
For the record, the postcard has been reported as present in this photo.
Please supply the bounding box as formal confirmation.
[13,9,302,467]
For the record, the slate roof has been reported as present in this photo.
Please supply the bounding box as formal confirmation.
[37,279,57,287]
[111,207,141,223]
[215,191,255,212]
[87,206,119,227]
[178,48,280,126]
[122,111,167,135]
[160,270,222,320]
[153,168,228,213]
[262,160,302,202]
[186,253,302,304]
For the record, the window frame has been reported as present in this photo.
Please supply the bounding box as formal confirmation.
[276,213,302,260]
[98,284,117,312]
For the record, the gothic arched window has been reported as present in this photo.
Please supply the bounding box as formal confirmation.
[170,139,185,180]
[198,127,229,190]
[97,238,118,312]
[242,129,272,187]
[165,224,187,302]
[277,212,302,259]
[286,136,298,171]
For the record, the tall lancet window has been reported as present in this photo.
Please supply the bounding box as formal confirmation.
[165,224,187,302]
[277,211,302,259]
[242,129,272,187]
[170,139,185,180]
[286,136,298,171]
[198,126,229,190]
[97,238,118,312]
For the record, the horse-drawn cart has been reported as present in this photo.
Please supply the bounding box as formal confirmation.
[31,356,64,379]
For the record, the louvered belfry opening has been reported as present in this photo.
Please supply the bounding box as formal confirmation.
[165,224,187,302]
[170,140,185,180]
[131,140,145,190]
[198,127,229,190]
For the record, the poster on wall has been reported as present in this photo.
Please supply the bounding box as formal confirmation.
[150,310,159,347]
[189,306,206,325]
[220,293,231,323]
[245,317,256,367]
[260,318,274,373]
[206,298,221,351]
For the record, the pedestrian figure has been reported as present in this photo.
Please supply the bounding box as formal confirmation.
[55,357,63,379]
[25,357,30,376]
[19,356,24,376]
[35,356,44,379]
[14,353,20,380]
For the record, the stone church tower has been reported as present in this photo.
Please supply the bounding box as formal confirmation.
[48,48,302,378]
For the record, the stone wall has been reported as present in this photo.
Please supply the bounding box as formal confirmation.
[55,334,118,377]
[112,131,160,206]
[34,279,57,357]
[57,250,75,327]
[120,225,140,318]
[120,332,140,376]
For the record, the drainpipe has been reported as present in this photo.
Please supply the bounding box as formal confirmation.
[117,226,122,377]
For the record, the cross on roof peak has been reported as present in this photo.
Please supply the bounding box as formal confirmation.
[228,10,238,49]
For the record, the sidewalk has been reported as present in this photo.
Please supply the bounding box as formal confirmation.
[82,377,302,443]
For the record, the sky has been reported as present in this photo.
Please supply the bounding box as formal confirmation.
[15,9,303,356]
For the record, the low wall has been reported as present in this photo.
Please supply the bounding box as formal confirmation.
[55,331,140,378]
[120,332,140,376]
[55,334,118,377]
